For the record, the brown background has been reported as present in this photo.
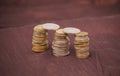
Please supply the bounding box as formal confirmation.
[0,16,120,76]
[0,0,119,6]
[0,0,120,76]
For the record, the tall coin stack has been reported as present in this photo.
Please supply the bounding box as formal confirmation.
[52,29,70,57]
[32,25,48,53]
[74,32,90,59]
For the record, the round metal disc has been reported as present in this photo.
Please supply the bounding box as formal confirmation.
[42,23,60,30]
[63,27,80,34]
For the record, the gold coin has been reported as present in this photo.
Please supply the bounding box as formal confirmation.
[32,36,47,41]
[53,51,70,57]
[32,46,47,50]
[75,32,88,37]
[74,41,89,45]
[74,36,89,42]
[76,52,89,59]
[33,25,47,33]
[74,42,89,47]
[54,35,66,39]
[52,42,69,48]
[52,45,69,50]
[32,41,48,45]
[75,46,89,50]
[54,37,67,41]
[53,49,68,54]
[33,33,47,38]
[52,40,69,45]
[32,40,48,44]
[76,50,89,54]
[32,48,46,53]
[54,36,70,41]
[56,29,65,34]
[33,43,48,47]
[33,31,47,36]
[55,32,67,37]
[55,29,67,37]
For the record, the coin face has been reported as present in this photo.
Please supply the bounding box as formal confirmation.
[56,29,65,34]
[42,23,60,30]
[63,27,80,34]
[76,32,88,37]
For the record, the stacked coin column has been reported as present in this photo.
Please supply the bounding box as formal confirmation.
[74,32,90,59]
[32,25,48,53]
[52,29,70,57]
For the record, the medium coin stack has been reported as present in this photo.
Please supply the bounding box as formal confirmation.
[52,29,70,57]
[74,32,90,59]
[32,25,48,53]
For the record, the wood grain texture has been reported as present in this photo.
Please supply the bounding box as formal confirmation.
[0,15,120,76]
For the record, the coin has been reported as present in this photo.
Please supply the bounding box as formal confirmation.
[42,23,60,30]
[63,27,80,34]
[75,32,88,37]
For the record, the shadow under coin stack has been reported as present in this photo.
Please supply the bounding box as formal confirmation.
[74,32,90,59]
[52,29,70,57]
[32,25,48,53]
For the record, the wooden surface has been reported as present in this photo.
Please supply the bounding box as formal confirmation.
[0,0,119,6]
[0,15,120,76]
[0,5,120,28]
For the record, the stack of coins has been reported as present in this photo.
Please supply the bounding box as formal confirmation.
[74,32,90,59]
[52,29,70,57]
[32,25,48,53]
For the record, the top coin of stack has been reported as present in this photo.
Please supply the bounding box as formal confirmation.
[74,32,90,59]
[63,27,80,34]
[52,29,70,57]
[42,23,60,30]
[32,25,48,53]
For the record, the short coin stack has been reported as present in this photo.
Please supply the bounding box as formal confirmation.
[52,29,70,57]
[74,32,90,59]
[32,25,48,53]
[74,32,89,59]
